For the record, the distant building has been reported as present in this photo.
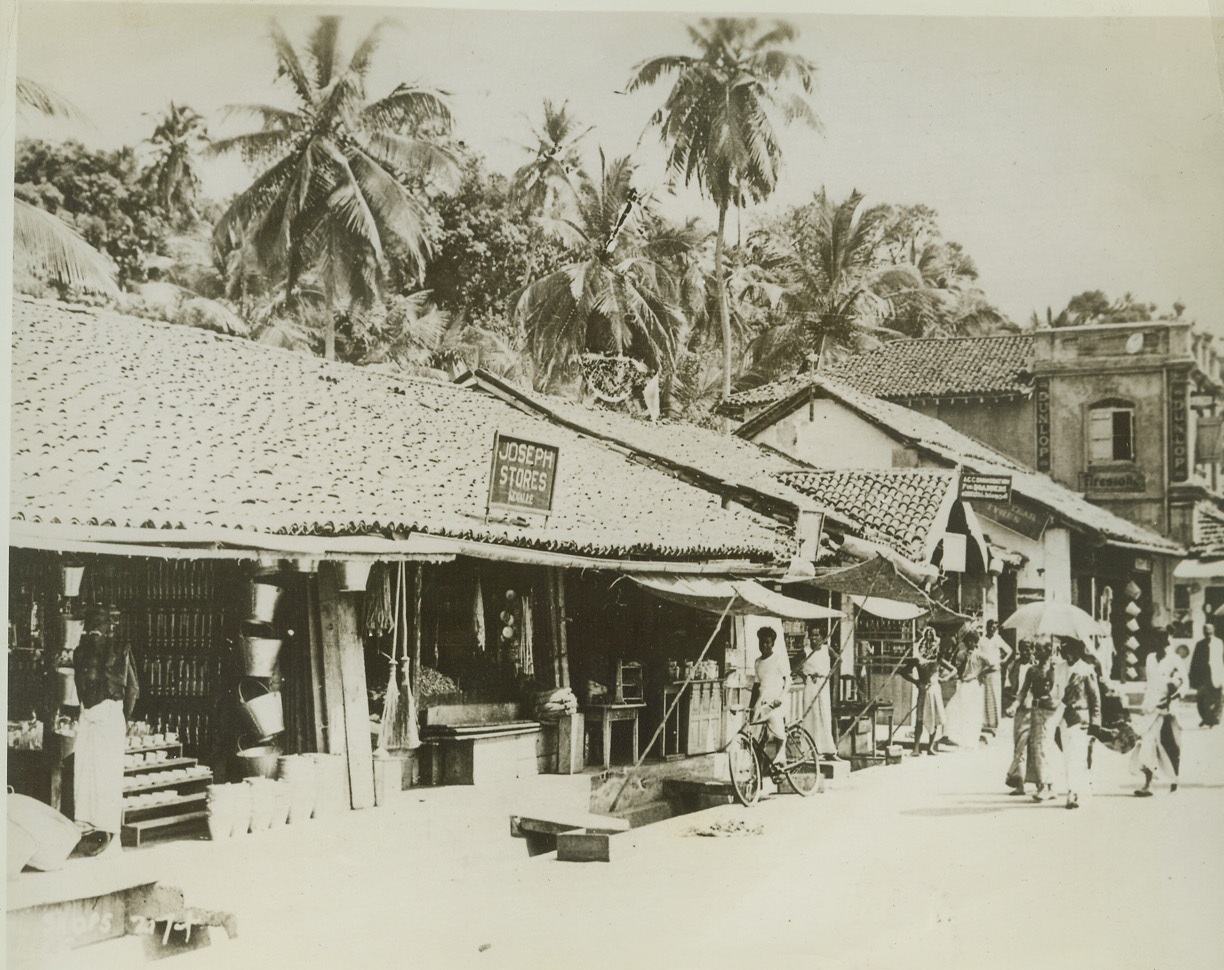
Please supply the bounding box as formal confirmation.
[722,322,1224,641]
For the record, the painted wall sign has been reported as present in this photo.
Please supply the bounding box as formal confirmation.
[1081,469,1146,493]
[974,499,1051,540]
[959,473,1013,502]
[1035,377,1052,472]
[1169,377,1190,481]
[487,433,559,516]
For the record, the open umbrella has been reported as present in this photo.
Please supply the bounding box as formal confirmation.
[1001,601,1100,643]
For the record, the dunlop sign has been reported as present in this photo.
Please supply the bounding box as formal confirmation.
[487,433,559,517]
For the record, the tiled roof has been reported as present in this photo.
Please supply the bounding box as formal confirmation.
[753,375,1183,556]
[462,371,813,512]
[1193,503,1224,554]
[721,334,1035,411]
[10,297,790,562]
[776,469,958,563]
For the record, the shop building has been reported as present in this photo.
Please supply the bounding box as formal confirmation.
[722,323,1224,640]
[729,374,1183,680]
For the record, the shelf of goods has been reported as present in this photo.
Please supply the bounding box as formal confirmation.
[121,741,213,847]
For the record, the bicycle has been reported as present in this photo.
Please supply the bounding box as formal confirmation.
[724,707,820,806]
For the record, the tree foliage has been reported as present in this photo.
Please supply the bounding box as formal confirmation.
[210,16,458,357]
[143,102,210,228]
[15,138,166,289]
[628,18,819,400]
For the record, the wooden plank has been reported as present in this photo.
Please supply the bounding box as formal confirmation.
[318,562,375,810]
[556,830,636,863]
[412,564,423,705]
[554,568,569,688]
[510,811,629,837]
[314,574,347,760]
[305,576,327,753]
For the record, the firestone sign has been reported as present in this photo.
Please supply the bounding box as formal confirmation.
[487,433,559,517]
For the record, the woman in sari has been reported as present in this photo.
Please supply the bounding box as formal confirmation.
[1131,637,1186,796]
[1015,640,1064,801]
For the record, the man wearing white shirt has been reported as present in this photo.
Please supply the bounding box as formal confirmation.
[750,627,791,768]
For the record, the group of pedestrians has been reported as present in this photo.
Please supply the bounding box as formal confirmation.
[896,614,1224,810]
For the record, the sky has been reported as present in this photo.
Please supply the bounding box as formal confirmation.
[10,0,1224,330]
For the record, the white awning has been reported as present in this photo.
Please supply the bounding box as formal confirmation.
[1174,558,1224,580]
[632,574,844,620]
[849,596,928,621]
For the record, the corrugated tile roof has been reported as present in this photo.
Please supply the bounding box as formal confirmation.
[722,334,1035,411]
[10,297,790,562]
[463,371,812,511]
[776,469,957,563]
[756,375,1183,556]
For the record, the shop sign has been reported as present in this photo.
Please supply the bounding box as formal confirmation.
[1169,377,1190,481]
[1035,377,1052,472]
[959,472,1012,502]
[974,499,1050,540]
[1190,392,1217,410]
[1134,557,1153,574]
[1081,469,1146,493]
[487,433,559,517]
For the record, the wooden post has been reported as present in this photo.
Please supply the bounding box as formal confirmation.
[554,568,570,689]
[317,562,375,809]
[305,577,327,754]
[412,564,424,707]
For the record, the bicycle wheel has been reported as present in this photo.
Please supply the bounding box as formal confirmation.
[726,734,761,806]
[782,725,820,796]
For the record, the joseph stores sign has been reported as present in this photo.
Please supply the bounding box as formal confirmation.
[487,433,560,517]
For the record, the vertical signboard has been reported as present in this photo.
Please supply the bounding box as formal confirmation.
[1034,377,1052,472]
[1169,376,1190,482]
[487,433,560,519]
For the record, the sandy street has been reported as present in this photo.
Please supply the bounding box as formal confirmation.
[51,700,1224,970]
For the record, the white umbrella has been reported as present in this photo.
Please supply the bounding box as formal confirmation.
[1001,601,1100,643]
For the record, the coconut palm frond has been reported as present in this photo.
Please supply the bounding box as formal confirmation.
[16,77,84,120]
[14,198,120,296]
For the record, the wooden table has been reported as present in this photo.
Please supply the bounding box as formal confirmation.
[581,702,646,769]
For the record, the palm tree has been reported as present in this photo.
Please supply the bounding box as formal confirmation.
[513,153,683,393]
[627,18,818,401]
[210,16,457,358]
[13,79,119,297]
[144,102,209,227]
[741,189,917,382]
[510,100,592,218]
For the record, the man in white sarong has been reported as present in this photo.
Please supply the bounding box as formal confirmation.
[796,632,839,757]
[750,628,791,771]
[73,606,139,855]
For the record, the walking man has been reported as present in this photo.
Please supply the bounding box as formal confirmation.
[1060,639,1101,810]
[1189,621,1223,728]
[1004,642,1034,794]
[979,620,1012,739]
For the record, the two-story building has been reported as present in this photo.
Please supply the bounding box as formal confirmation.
[722,322,1224,640]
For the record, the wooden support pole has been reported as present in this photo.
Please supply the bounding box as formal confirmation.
[317,562,375,810]
[412,564,424,707]
[305,576,327,754]
[555,568,570,689]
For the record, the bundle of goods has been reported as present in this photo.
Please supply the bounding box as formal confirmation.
[534,687,578,721]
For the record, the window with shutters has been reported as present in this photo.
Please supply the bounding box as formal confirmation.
[1087,400,1135,464]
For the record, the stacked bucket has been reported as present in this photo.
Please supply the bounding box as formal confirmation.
[1123,579,1143,681]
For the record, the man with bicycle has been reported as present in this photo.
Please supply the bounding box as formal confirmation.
[749,627,791,776]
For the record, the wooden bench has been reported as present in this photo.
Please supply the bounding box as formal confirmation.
[509,810,629,857]
[419,707,543,785]
[121,811,209,848]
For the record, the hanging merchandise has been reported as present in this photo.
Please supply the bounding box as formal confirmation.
[520,596,534,676]
[472,573,486,652]
[393,562,420,751]
[377,565,404,754]
[363,563,395,637]
[1125,580,1142,600]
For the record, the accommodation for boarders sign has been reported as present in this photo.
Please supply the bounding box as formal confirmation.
[487,433,559,518]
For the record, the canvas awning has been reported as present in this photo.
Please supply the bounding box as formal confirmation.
[1174,558,1224,580]
[631,575,844,620]
[850,596,928,621]
[798,555,969,621]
